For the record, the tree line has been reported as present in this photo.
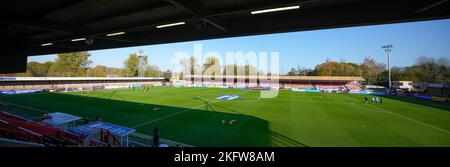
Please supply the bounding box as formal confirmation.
[2,51,448,85]
[177,56,262,79]
[287,56,449,85]
[1,52,166,77]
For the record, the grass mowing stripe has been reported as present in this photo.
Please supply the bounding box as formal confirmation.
[342,95,450,135]
[0,99,195,147]
[132,91,249,128]
[2,87,449,146]
[131,101,220,128]
[133,92,253,128]
[367,103,450,135]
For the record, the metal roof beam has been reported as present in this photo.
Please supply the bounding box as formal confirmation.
[165,0,229,32]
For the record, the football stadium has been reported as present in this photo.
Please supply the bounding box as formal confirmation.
[1,76,449,147]
[0,0,449,150]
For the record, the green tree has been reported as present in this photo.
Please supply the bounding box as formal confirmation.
[124,53,148,77]
[360,57,379,84]
[398,56,450,83]
[49,52,92,77]
[180,56,200,76]
[145,65,163,77]
[308,59,363,78]
[287,68,297,76]
[27,61,53,77]
[223,64,237,76]
[90,65,107,77]
[203,56,221,76]
[223,64,257,76]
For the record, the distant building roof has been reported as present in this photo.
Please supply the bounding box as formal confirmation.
[70,121,135,137]
[41,112,82,126]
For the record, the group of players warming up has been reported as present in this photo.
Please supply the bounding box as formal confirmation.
[364,96,383,104]
[132,85,151,92]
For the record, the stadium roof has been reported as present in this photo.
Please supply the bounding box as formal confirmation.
[184,75,365,82]
[1,0,449,73]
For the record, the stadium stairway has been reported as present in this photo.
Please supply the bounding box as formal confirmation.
[0,111,80,146]
[343,84,349,91]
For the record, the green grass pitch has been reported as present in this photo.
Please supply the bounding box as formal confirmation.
[1,86,449,147]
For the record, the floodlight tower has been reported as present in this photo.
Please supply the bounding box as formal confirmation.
[138,49,146,78]
[382,44,393,92]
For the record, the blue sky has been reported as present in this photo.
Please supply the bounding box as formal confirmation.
[29,19,450,74]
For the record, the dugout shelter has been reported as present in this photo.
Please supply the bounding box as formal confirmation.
[41,112,82,131]
[69,121,135,147]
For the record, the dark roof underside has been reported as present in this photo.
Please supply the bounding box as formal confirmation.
[1,0,449,73]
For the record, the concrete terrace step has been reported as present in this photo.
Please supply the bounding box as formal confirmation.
[129,132,193,147]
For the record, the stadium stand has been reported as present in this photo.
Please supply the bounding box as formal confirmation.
[0,77,166,93]
[315,83,343,90]
[0,111,81,146]
[0,108,141,147]
[283,83,315,89]
[182,75,365,91]
[345,81,362,90]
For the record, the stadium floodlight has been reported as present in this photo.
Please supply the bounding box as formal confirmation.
[156,22,186,28]
[250,5,300,14]
[106,31,126,37]
[71,38,86,42]
[138,49,146,78]
[41,43,53,46]
[382,44,393,92]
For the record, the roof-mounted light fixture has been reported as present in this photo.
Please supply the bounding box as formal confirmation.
[156,22,186,28]
[71,38,86,42]
[251,5,300,14]
[106,31,126,37]
[41,43,53,46]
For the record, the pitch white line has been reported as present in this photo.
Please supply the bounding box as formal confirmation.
[368,104,450,135]
[343,96,450,135]
[0,100,50,114]
[132,99,224,128]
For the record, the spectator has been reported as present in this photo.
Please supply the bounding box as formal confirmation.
[84,117,90,124]
[153,126,160,147]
